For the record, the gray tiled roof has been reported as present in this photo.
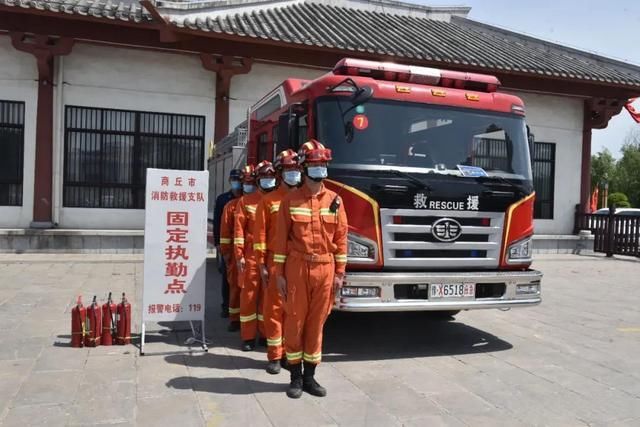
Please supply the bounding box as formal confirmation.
[3,0,640,88]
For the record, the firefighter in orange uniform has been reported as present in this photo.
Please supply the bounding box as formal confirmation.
[274,140,348,398]
[219,171,243,332]
[235,163,269,351]
[253,150,302,374]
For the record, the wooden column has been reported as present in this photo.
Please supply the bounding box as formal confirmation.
[581,98,624,213]
[10,33,73,227]
[580,101,593,214]
[200,55,253,142]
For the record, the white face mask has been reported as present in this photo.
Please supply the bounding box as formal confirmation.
[259,177,276,190]
[307,166,328,180]
[243,184,255,194]
[282,170,302,186]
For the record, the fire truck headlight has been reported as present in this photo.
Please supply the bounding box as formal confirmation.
[347,233,378,264]
[507,236,532,262]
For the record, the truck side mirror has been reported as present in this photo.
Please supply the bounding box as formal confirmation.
[526,125,535,161]
[278,112,298,151]
[278,113,289,149]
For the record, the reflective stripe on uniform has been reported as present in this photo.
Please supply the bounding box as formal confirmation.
[219,238,232,244]
[240,313,257,322]
[273,254,287,263]
[253,242,267,251]
[257,314,264,321]
[335,254,348,263]
[319,208,335,216]
[269,203,280,214]
[286,351,303,361]
[289,207,312,216]
[228,307,240,314]
[246,205,257,214]
[303,352,322,362]
[234,238,245,245]
[267,337,282,346]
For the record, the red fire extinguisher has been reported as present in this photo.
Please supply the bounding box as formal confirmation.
[116,293,131,345]
[85,295,102,347]
[71,296,86,348]
[101,292,116,346]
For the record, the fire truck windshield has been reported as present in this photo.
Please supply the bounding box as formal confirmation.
[315,97,532,182]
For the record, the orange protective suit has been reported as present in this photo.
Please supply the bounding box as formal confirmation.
[234,191,265,341]
[273,183,348,365]
[253,185,290,361]
[220,198,241,322]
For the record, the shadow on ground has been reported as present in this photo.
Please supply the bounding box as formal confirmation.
[166,376,285,394]
[164,352,264,370]
[321,311,512,362]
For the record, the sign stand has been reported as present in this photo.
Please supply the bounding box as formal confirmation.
[140,168,210,356]
[139,321,209,356]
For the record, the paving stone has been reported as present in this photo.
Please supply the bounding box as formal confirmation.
[12,370,81,406]
[256,392,337,426]
[136,395,204,427]
[0,255,639,426]
[68,397,135,425]
[1,403,70,427]
[33,347,88,372]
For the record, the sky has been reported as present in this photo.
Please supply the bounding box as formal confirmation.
[418,0,640,157]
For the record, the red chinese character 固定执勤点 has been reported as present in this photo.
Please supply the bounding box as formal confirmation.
[167,212,189,226]
[165,278,187,294]
[166,228,189,243]
[165,245,189,260]
[165,262,188,277]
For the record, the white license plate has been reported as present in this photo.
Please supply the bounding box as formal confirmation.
[430,283,475,299]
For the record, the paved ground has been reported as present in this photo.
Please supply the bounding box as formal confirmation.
[0,254,639,426]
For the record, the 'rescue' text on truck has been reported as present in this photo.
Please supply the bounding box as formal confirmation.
[211,58,542,314]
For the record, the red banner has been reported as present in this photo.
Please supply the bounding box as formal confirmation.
[625,98,640,124]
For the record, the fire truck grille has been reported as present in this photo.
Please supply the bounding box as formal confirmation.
[380,208,504,269]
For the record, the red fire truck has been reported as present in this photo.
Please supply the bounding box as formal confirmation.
[223,58,542,314]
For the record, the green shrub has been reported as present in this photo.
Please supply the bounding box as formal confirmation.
[608,192,631,208]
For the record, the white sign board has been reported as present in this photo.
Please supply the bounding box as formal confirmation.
[142,168,209,323]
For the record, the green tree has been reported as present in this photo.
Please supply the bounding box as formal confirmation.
[608,192,631,208]
[591,148,616,191]
[613,129,640,207]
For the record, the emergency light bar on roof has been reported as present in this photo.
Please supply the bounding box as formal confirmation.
[333,58,501,93]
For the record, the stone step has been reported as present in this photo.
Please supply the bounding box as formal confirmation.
[0,229,215,254]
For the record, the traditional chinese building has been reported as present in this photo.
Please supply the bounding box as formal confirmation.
[1,0,639,251]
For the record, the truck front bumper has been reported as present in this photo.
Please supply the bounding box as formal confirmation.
[334,270,542,312]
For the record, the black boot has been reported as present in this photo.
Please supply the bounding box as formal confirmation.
[266,359,281,375]
[241,340,255,352]
[286,363,303,399]
[257,337,267,347]
[302,362,327,397]
[280,358,289,371]
[227,321,240,332]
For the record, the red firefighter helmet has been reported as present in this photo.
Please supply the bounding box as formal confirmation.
[255,160,276,178]
[275,149,300,170]
[298,139,332,165]
[240,165,256,183]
